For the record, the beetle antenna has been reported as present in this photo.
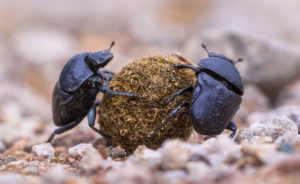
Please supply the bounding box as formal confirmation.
[109,41,115,51]
[201,43,210,55]
[234,58,243,64]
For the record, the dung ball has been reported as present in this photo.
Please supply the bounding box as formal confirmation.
[98,55,196,154]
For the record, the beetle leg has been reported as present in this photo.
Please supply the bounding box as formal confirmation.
[46,118,82,143]
[226,121,237,139]
[88,103,112,139]
[145,103,189,146]
[151,86,193,108]
[97,70,115,82]
[96,83,140,98]
[173,64,202,73]
[95,99,101,107]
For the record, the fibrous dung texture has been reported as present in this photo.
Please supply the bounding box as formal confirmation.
[98,55,196,154]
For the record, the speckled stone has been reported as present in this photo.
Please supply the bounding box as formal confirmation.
[236,116,298,143]
[32,143,55,162]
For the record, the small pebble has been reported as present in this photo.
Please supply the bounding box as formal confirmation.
[69,143,97,157]
[79,150,103,171]
[68,157,75,163]
[98,145,108,159]
[36,155,46,162]
[162,139,191,170]
[107,146,127,159]
[26,160,39,167]
[7,160,26,170]
[236,116,298,143]
[275,131,300,145]
[0,141,6,153]
[21,166,39,175]
[38,166,48,172]
[55,146,66,155]
[133,145,147,157]
[32,143,55,162]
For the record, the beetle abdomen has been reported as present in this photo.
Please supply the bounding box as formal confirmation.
[190,73,242,135]
[52,82,96,126]
[52,83,74,126]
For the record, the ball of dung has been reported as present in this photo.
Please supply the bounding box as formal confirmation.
[98,55,196,154]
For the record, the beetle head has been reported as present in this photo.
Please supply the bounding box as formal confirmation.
[198,44,244,95]
[202,44,243,65]
[86,41,115,72]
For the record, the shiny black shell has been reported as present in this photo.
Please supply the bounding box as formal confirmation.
[52,81,98,126]
[198,53,244,95]
[59,52,93,93]
[190,73,242,135]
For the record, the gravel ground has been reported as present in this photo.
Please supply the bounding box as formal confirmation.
[1,116,300,184]
[1,1,300,183]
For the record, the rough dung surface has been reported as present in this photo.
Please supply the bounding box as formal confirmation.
[98,55,196,154]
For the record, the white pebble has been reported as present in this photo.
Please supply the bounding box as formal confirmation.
[79,150,104,171]
[69,143,97,157]
[32,143,55,162]
[162,139,191,170]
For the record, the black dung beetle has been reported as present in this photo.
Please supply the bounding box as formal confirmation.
[46,41,140,143]
[146,44,243,145]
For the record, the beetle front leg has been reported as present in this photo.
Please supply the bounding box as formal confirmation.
[96,83,140,98]
[226,121,237,139]
[88,102,112,139]
[145,103,189,146]
[151,86,193,108]
[98,70,115,82]
[173,64,202,73]
[95,99,101,107]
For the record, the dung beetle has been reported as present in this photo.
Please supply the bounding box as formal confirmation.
[47,41,140,143]
[146,44,243,145]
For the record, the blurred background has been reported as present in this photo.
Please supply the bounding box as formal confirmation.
[1,0,300,149]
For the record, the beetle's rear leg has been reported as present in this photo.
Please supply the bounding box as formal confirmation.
[145,103,189,146]
[151,86,193,108]
[88,102,112,139]
[226,121,237,139]
[46,118,82,143]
